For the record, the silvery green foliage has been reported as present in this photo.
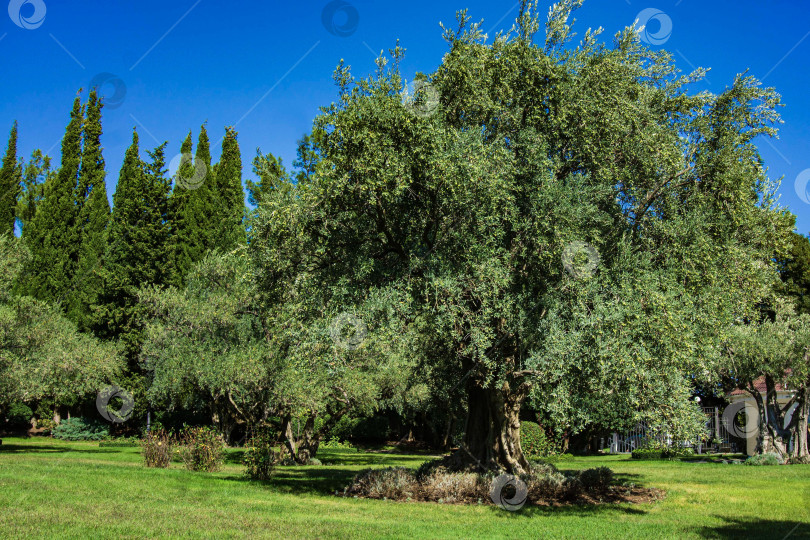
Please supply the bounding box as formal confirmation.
[0,235,122,408]
[254,0,790,463]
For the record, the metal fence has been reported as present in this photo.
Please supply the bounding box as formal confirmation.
[598,407,740,454]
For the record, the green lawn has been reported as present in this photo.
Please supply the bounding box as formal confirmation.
[1,437,809,539]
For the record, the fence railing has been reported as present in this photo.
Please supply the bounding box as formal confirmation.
[598,407,741,454]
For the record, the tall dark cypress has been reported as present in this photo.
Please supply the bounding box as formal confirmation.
[168,131,194,286]
[21,97,83,303]
[70,90,111,328]
[212,126,245,251]
[16,149,51,233]
[94,131,171,362]
[0,121,20,236]
[183,124,215,268]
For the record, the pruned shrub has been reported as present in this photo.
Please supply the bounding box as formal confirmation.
[346,467,419,500]
[179,426,225,472]
[243,428,278,480]
[578,467,614,492]
[142,429,172,468]
[744,452,783,466]
[51,417,109,441]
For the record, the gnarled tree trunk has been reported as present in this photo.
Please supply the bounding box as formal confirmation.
[454,376,532,474]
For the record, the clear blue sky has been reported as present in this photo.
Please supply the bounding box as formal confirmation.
[2,0,809,233]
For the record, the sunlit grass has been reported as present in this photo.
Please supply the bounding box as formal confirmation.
[1,437,809,539]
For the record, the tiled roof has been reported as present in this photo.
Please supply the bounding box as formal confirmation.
[729,373,791,396]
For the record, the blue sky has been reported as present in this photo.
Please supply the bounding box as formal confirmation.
[1,0,809,233]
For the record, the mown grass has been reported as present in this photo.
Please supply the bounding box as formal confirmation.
[1,437,809,539]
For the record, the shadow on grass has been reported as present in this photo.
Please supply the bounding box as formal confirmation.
[0,444,122,455]
[223,466,358,495]
[694,517,807,539]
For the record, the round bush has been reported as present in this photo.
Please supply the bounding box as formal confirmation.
[51,417,109,441]
[744,452,783,466]
[521,421,553,458]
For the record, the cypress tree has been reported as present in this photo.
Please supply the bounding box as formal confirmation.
[16,149,51,234]
[94,131,171,361]
[188,123,215,255]
[70,90,111,328]
[212,126,245,250]
[0,121,20,236]
[21,97,83,303]
[175,124,216,282]
[168,131,194,286]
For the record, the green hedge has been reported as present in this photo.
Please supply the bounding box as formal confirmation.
[631,447,695,460]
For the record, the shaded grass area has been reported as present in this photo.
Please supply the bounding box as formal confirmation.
[1,437,809,539]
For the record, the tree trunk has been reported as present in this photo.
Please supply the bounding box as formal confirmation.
[455,378,531,474]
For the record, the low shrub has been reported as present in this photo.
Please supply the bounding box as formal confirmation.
[786,455,810,465]
[744,452,783,466]
[422,470,486,503]
[179,426,226,472]
[243,428,278,480]
[578,467,614,492]
[523,467,567,500]
[142,429,172,468]
[347,459,617,505]
[346,467,419,499]
[51,417,109,441]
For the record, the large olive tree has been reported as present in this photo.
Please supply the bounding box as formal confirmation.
[250,1,791,472]
[0,235,122,420]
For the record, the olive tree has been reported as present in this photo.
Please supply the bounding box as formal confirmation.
[250,1,790,472]
[0,235,122,419]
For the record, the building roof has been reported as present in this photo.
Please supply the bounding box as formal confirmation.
[729,374,791,396]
